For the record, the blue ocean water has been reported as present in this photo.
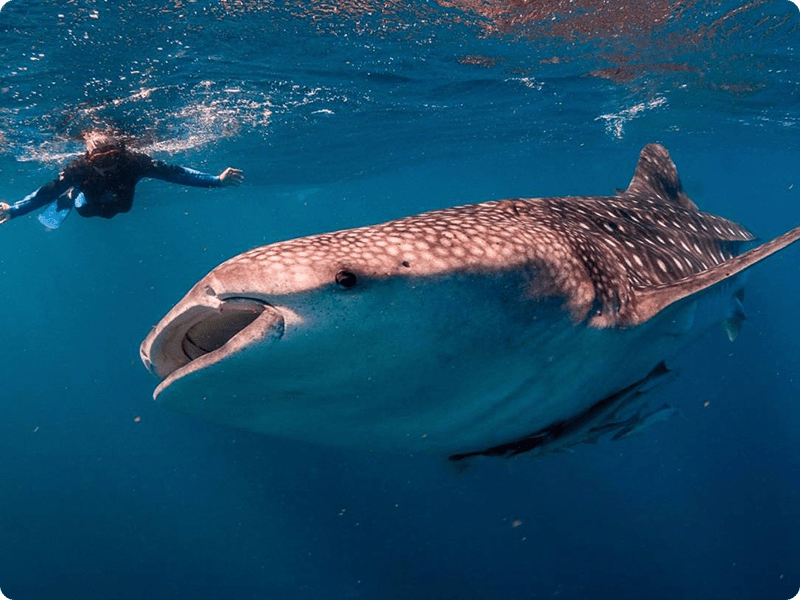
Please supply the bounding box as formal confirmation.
[1,1,799,599]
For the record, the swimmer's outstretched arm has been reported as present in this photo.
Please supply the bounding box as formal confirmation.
[139,154,244,188]
[0,175,73,225]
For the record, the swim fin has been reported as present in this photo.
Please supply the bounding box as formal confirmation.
[37,189,85,230]
[38,200,71,230]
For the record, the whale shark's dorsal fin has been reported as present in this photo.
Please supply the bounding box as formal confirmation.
[629,223,800,326]
[624,144,699,212]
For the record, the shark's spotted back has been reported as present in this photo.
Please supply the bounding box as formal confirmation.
[224,144,757,328]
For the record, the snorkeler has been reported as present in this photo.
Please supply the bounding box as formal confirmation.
[0,131,244,229]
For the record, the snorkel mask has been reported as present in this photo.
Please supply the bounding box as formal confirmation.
[89,145,122,171]
[84,131,124,174]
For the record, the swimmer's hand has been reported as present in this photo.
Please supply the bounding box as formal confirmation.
[0,202,11,225]
[219,167,244,187]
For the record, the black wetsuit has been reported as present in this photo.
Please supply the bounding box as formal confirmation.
[8,151,223,221]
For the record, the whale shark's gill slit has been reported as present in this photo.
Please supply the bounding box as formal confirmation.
[181,299,266,362]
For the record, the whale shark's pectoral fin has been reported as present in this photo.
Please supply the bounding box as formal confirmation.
[627,223,800,328]
[449,361,674,461]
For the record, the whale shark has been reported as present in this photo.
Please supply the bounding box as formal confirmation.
[140,144,800,459]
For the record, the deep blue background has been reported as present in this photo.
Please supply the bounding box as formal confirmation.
[1,1,799,599]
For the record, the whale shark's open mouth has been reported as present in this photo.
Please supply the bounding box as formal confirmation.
[141,297,285,395]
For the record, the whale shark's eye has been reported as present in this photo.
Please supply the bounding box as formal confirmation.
[335,270,358,289]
